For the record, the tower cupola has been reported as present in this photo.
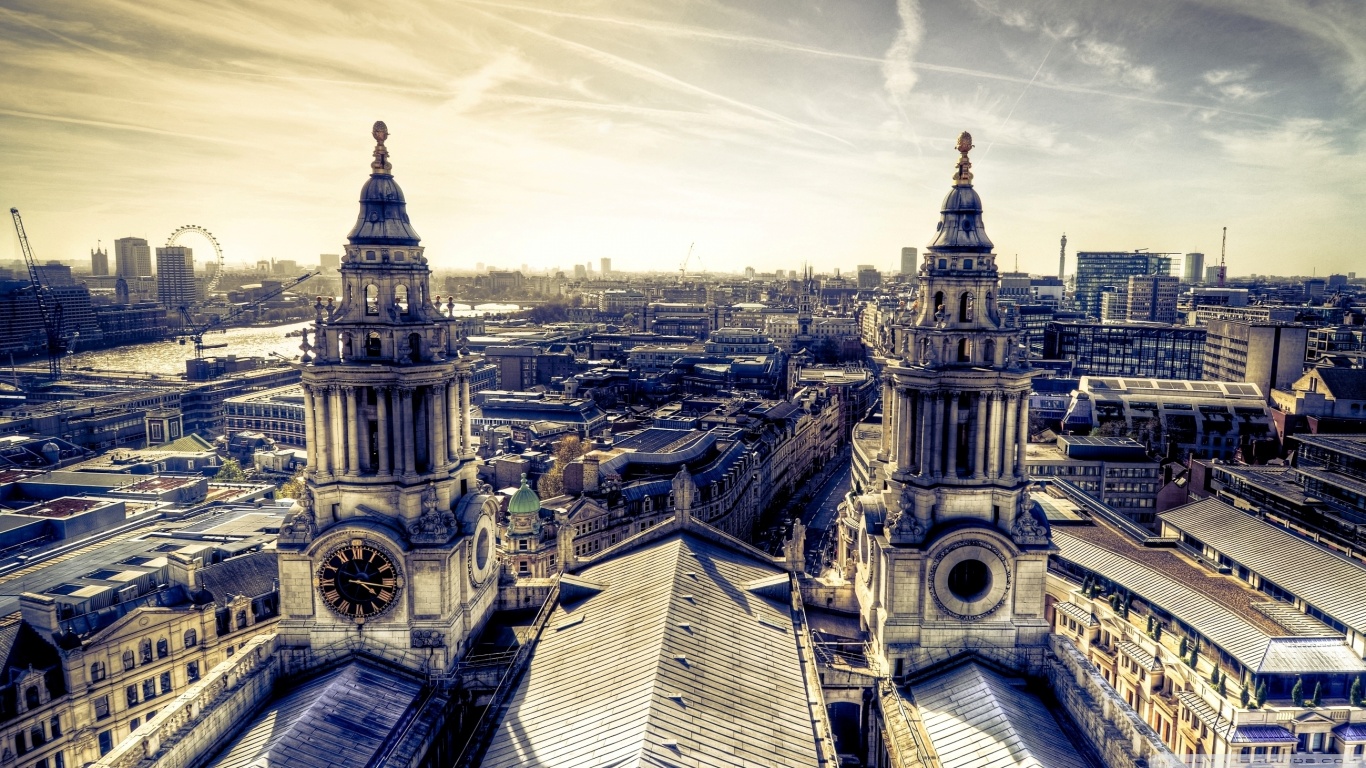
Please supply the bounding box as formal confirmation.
[346,121,421,247]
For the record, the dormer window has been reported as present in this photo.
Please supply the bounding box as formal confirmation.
[365,250,377,261]
[938,259,947,269]
[964,259,973,269]
[394,251,405,262]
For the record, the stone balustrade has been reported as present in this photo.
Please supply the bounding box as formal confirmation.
[92,633,280,768]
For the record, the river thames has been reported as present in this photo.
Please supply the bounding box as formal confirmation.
[62,304,519,376]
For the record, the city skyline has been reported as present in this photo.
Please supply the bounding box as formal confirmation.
[2,0,1364,275]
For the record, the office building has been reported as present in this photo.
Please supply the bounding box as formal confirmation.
[1060,376,1273,460]
[900,246,917,274]
[155,245,197,309]
[1043,320,1206,379]
[90,246,109,276]
[33,261,74,286]
[599,257,611,275]
[1074,250,1174,317]
[1203,319,1308,396]
[113,236,152,278]
[1182,252,1204,282]
[319,253,340,272]
[1098,286,1127,321]
[1125,274,1179,324]
[1205,263,1227,286]
[856,266,881,289]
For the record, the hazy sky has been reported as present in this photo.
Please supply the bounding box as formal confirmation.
[1,0,1363,277]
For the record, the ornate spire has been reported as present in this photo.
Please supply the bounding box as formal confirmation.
[927,131,993,254]
[952,131,973,186]
[347,120,420,246]
[371,121,392,174]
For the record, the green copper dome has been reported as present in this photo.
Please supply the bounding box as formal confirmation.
[508,474,541,517]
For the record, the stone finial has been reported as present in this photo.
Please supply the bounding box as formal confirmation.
[953,130,974,186]
[371,121,392,173]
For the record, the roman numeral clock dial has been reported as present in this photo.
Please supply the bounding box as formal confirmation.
[316,543,400,622]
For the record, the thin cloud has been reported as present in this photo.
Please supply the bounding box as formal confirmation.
[462,4,855,147]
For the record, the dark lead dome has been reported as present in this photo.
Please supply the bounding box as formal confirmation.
[926,131,994,254]
[346,121,421,247]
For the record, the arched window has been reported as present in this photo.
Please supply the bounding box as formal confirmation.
[395,284,410,314]
[236,610,248,629]
[25,687,40,709]
[364,250,377,261]
[365,284,379,315]
[959,292,974,322]
[934,291,945,314]
[984,339,996,364]
[122,650,135,671]
[183,629,198,649]
[408,333,422,363]
[140,639,153,663]
[156,638,169,658]
[89,662,106,682]
[366,332,382,358]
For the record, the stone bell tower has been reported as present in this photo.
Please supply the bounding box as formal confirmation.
[276,122,500,675]
[845,133,1052,677]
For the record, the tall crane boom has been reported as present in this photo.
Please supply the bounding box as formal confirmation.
[178,271,320,358]
[9,208,67,379]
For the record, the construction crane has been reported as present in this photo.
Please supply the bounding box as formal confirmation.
[9,208,68,379]
[679,242,697,282]
[177,271,319,358]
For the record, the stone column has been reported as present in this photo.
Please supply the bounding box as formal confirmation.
[357,387,372,474]
[905,388,919,475]
[1015,392,1029,478]
[917,391,933,478]
[459,372,473,458]
[345,386,360,476]
[429,386,446,469]
[889,387,905,473]
[879,378,893,462]
[328,385,345,477]
[303,385,319,474]
[972,392,987,479]
[446,380,460,461]
[946,391,960,477]
[986,391,1002,479]
[1003,389,1019,481]
[389,388,404,475]
[376,386,391,476]
[400,387,417,476]
[925,392,940,478]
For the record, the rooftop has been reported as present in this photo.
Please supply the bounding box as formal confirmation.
[481,532,823,768]
[1159,498,1366,635]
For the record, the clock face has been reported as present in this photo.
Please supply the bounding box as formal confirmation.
[317,543,400,621]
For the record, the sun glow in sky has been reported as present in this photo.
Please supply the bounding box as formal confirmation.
[1,0,1363,276]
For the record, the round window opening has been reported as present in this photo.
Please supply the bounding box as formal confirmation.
[475,529,490,570]
[947,559,992,603]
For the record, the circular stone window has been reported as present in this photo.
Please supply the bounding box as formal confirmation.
[930,539,1012,621]
[946,559,991,602]
[475,528,490,571]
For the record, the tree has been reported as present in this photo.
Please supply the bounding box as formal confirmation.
[278,470,306,499]
[1154,624,1163,642]
[1211,668,1221,685]
[1311,681,1322,707]
[1241,686,1251,709]
[1291,677,1305,707]
[1146,615,1155,634]
[1255,680,1268,708]
[215,458,247,482]
[1188,649,1199,669]
[1351,676,1363,708]
[536,435,588,499]
[1218,676,1227,698]
[1179,637,1188,657]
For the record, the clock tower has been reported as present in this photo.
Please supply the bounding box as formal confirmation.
[276,123,499,675]
[844,133,1052,677]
